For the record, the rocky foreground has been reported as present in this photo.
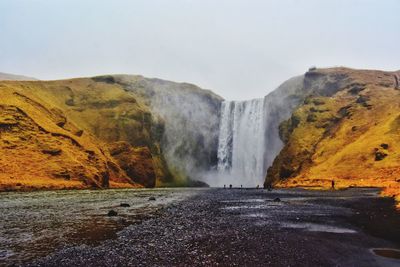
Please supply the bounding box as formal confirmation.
[27,188,400,267]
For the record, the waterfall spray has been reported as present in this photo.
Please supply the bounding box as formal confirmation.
[217,99,267,187]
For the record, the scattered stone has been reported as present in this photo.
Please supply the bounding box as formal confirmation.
[24,188,400,266]
[148,197,156,201]
[42,148,62,156]
[107,210,118,216]
[375,151,387,161]
[348,84,366,95]
[56,121,66,127]
[306,114,317,122]
[356,95,371,108]
[53,170,71,180]
[273,197,281,202]
[380,143,389,149]
[65,98,75,106]
[75,129,84,137]
[120,203,130,207]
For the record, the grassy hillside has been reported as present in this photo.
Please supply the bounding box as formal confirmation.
[266,68,400,207]
[0,77,173,190]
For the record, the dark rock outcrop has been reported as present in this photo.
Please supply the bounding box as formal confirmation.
[375,151,387,161]
[107,210,118,216]
[109,142,157,188]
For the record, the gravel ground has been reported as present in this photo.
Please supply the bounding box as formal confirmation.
[28,188,400,267]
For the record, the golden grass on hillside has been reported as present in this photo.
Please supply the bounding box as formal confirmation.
[0,78,168,190]
[269,68,400,208]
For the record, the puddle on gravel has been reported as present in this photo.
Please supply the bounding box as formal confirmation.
[281,222,357,233]
[371,248,400,260]
[243,213,269,218]
[222,203,282,210]
[220,199,266,203]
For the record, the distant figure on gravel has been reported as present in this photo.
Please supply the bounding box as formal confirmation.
[229,184,232,189]
[241,185,243,188]
[331,180,335,190]
[224,184,226,189]
[256,185,259,189]
[265,183,273,191]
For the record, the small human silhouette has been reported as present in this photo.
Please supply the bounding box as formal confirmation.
[229,184,232,189]
[331,180,335,190]
[223,184,226,189]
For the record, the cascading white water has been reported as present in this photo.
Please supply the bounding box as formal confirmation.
[217,99,267,187]
[214,75,305,188]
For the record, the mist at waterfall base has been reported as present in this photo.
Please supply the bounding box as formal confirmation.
[201,75,305,188]
[216,99,267,187]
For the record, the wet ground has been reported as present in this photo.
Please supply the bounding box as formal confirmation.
[1,188,400,266]
[0,188,197,266]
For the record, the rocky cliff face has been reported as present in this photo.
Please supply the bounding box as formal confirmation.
[111,75,223,185]
[265,68,400,204]
[0,75,221,190]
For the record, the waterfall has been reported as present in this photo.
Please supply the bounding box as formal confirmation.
[214,75,305,188]
[217,99,267,187]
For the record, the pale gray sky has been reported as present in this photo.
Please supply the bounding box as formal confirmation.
[1,0,399,100]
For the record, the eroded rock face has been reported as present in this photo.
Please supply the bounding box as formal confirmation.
[112,75,223,184]
[0,101,126,190]
[109,142,156,188]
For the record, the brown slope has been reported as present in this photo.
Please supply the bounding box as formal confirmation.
[265,67,400,206]
[0,77,171,190]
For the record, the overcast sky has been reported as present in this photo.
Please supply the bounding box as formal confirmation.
[1,0,399,100]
